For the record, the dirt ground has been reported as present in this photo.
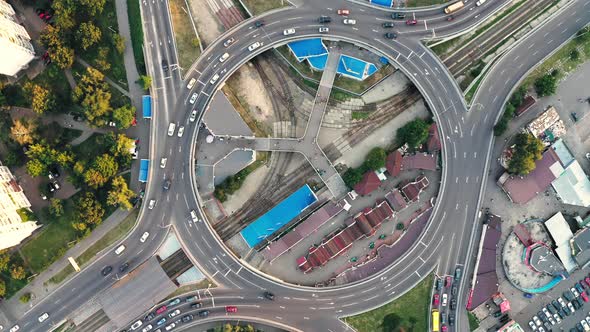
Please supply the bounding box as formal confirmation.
[226,64,275,123]
[187,0,224,45]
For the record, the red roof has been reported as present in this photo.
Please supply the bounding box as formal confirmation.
[515,95,536,117]
[401,175,430,202]
[402,153,437,171]
[385,189,407,211]
[386,150,403,177]
[354,171,381,196]
[427,123,441,153]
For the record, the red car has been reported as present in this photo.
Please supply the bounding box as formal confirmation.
[585,277,590,287]
[337,9,350,16]
[433,294,440,306]
[581,291,589,303]
[156,305,167,314]
[445,276,453,287]
[225,306,238,313]
[442,325,448,332]
[406,19,418,25]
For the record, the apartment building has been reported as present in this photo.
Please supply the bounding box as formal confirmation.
[0,163,39,250]
[0,0,35,76]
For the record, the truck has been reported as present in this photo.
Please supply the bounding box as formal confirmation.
[444,1,464,14]
[142,95,152,119]
[139,159,149,183]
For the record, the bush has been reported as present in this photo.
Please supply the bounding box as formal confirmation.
[213,167,253,202]
[396,223,405,230]
[19,292,31,303]
[570,49,580,61]
[16,208,36,222]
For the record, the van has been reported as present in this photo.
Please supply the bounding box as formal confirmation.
[209,74,220,85]
[115,245,126,255]
[167,123,176,136]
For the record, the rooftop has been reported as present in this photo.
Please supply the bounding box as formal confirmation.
[426,123,441,153]
[402,153,437,171]
[571,228,590,268]
[401,175,429,202]
[354,171,382,196]
[551,161,590,207]
[385,150,403,177]
[527,106,560,138]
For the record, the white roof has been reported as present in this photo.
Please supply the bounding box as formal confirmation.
[552,161,590,207]
[544,212,573,247]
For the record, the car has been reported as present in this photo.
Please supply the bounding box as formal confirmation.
[577,283,585,294]
[451,286,457,296]
[102,266,113,276]
[145,312,156,321]
[142,325,153,332]
[185,295,198,303]
[450,298,457,310]
[119,262,129,273]
[190,210,198,222]
[537,311,547,323]
[391,12,406,19]
[181,314,193,323]
[48,167,60,179]
[164,323,176,331]
[528,321,536,330]
[187,78,196,89]
[524,292,534,298]
[148,199,156,210]
[254,20,264,27]
[442,293,448,307]
[565,291,575,302]
[542,307,551,318]
[131,320,143,330]
[223,37,235,47]
[167,123,176,136]
[156,305,167,314]
[406,19,418,25]
[563,305,571,316]
[384,32,397,39]
[163,179,171,190]
[337,9,350,15]
[160,157,167,168]
[441,313,446,324]
[318,15,331,23]
[115,245,126,255]
[248,42,262,52]
[533,316,542,326]
[554,313,561,323]
[454,267,462,281]
[586,277,590,287]
[558,297,567,307]
[433,294,440,306]
[219,52,230,62]
[168,309,180,318]
[168,298,181,306]
[226,306,238,313]
[582,291,589,302]
[189,110,197,122]
[38,313,49,322]
[546,304,556,315]
[177,126,185,137]
[582,279,589,289]
[198,310,210,317]
[575,298,583,309]
[162,60,169,72]
[572,287,580,298]
[436,278,443,290]
[586,316,590,325]
[577,323,585,332]
[568,302,576,313]
[209,74,220,85]
[190,302,202,309]
[157,318,166,326]
[448,313,455,326]
[552,300,560,311]
[189,93,198,104]
[445,276,453,287]
[9,326,18,332]
[319,27,329,33]
[493,311,502,318]
[48,182,57,192]
[343,19,356,25]
[447,15,455,21]
[264,291,275,300]
[548,316,555,325]
[283,28,296,36]
[382,22,395,28]
[441,325,448,332]
[582,320,590,331]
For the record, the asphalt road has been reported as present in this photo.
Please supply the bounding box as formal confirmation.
[3,1,589,332]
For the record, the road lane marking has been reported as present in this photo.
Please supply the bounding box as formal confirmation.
[341,302,358,307]
[363,295,379,302]
[415,271,421,277]
[361,286,377,293]
[338,294,355,299]
[418,256,425,263]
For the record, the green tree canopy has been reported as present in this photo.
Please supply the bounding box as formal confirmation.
[0,279,5,297]
[534,73,557,97]
[72,67,112,125]
[364,147,386,171]
[382,313,403,332]
[84,153,118,188]
[24,82,54,114]
[40,25,75,69]
[76,192,105,227]
[51,0,78,30]
[396,118,430,148]
[107,176,136,210]
[508,133,544,175]
[138,75,152,91]
[0,252,10,272]
[342,167,363,188]
[25,143,74,176]
[49,198,64,217]
[10,265,26,280]
[79,0,106,15]
[76,22,102,51]
[112,104,136,129]
[112,33,125,54]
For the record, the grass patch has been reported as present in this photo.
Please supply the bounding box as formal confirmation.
[164,279,216,300]
[468,312,480,331]
[344,275,433,332]
[72,133,109,161]
[352,111,370,120]
[465,74,484,104]
[127,0,146,75]
[405,0,448,7]
[168,0,201,77]
[276,46,322,81]
[333,65,394,94]
[48,209,138,284]
[239,0,288,15]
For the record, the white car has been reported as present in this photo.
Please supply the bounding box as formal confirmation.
[533,316,542,326]
[140,231,150,242]
[190,210,198,222]
[319,27,329,33]
[148,199,156,210]
[553,313,561,323]
[189,93,198,104]
[248,42,262,52]
[586,316,590,325]
[582,320,590,332]
[223,37,235,47]
[168,309,180,318]
[165,323,176,331]
[168,123,176,136]
[209,74,220,85]
[568,302,575,313]
[115,245,126,255]
[186,78,196,89]
[142,325,153,332]
[219,52,230,62]
[131,320,143,330]
[528,321,536,330]
[572,287,580,297]
[558,297,567,307]
[547,316,555,325]
[9,326,18,332]
[160,158,167,168]
[441,293,448,307]
[177,126,185,137]
[38,313,49,323]
[283,28,296,36]
[542,307,551,318]
[343,18,356,25]
[189,110,197,122]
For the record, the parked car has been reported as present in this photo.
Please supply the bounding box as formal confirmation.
[576,283,585,294]
[572,287,580,298]
[190,302,202,309]
[119,262,129,273]
[450,298,457,310]
[181,315,193,323]
[155,306,167,315]
[533,316,542,326]
[168,309,180,318]
[435,278,443,291]
[433,294,440,306]
[442,294,448,307]
[157,318,166,326]
[198,310,210,317]
[445,276,453,287]
[168,298,181,306]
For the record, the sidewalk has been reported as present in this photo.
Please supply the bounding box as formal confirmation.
[0,208,132,321]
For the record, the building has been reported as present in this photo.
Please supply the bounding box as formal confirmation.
[385,150,403,177]
[426,123,441,153]
[515,95,536,117]
[401,175,429,202]
[544,212,577,272]
[571,228,590,268]
[0,0,35,76]
[0,164,39,250]
[552,161,590,207]
[354,171,382,196]
[401,153,437,171]
[526,106,565,143]
[496,320,525,332]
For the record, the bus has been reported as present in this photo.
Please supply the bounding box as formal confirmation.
[444,1,465,14]
[432,309,440,332]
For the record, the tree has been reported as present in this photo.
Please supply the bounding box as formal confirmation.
[19,293,32,303]
[10,118,38,145]
[570,49,580,61]
[508,133,544,175]
[575,26,590,43]
[113,34,125,54]
[342,167,363,188]
[49,198,64,217]
[51,0,77,30]
[26,143,74,172]
[382,313,403,332]
[40,25,75,69]
[509,86,527,108]
[84,154,118,188]
[10,265,26,280]
[24,82,54,114]
[112,105,136,129]
[26,158,46,177]
[0,252,10,272]
[107,176,136,210]
[72,67,112,125]
[0,279,5,297]
[364,147,386,171]
[534,73,557,97]
[79,0,106,15]
[76,22,102,51]
[138,75,152,90]
[94,47,111,72]
[76,192,105,227]
[396,118,430,148]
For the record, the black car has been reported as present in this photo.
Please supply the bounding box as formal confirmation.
[451,286,457,296]
[163,179,171,190]
[576,323,584,332]
[145,312,155,321]
[575,282,584,294]
[563,305,571,316]
[318,16,332,23]
[162,59,169,72]
[382,22,395,28]
[101,266,113,276]
[264,291,275,300]
[435,278,442,291]
[119,262,130,273]
[492,311,502,318]
[564,290,575,301]
[181,314,193,323]
[254,20,264,28]
[448,314,455,326]
[450,298,456,310]
[198,310,209,318]
[384,32,397,39]
[190,302,202,309]
[573,298,583,309]
[391,12,406,19]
